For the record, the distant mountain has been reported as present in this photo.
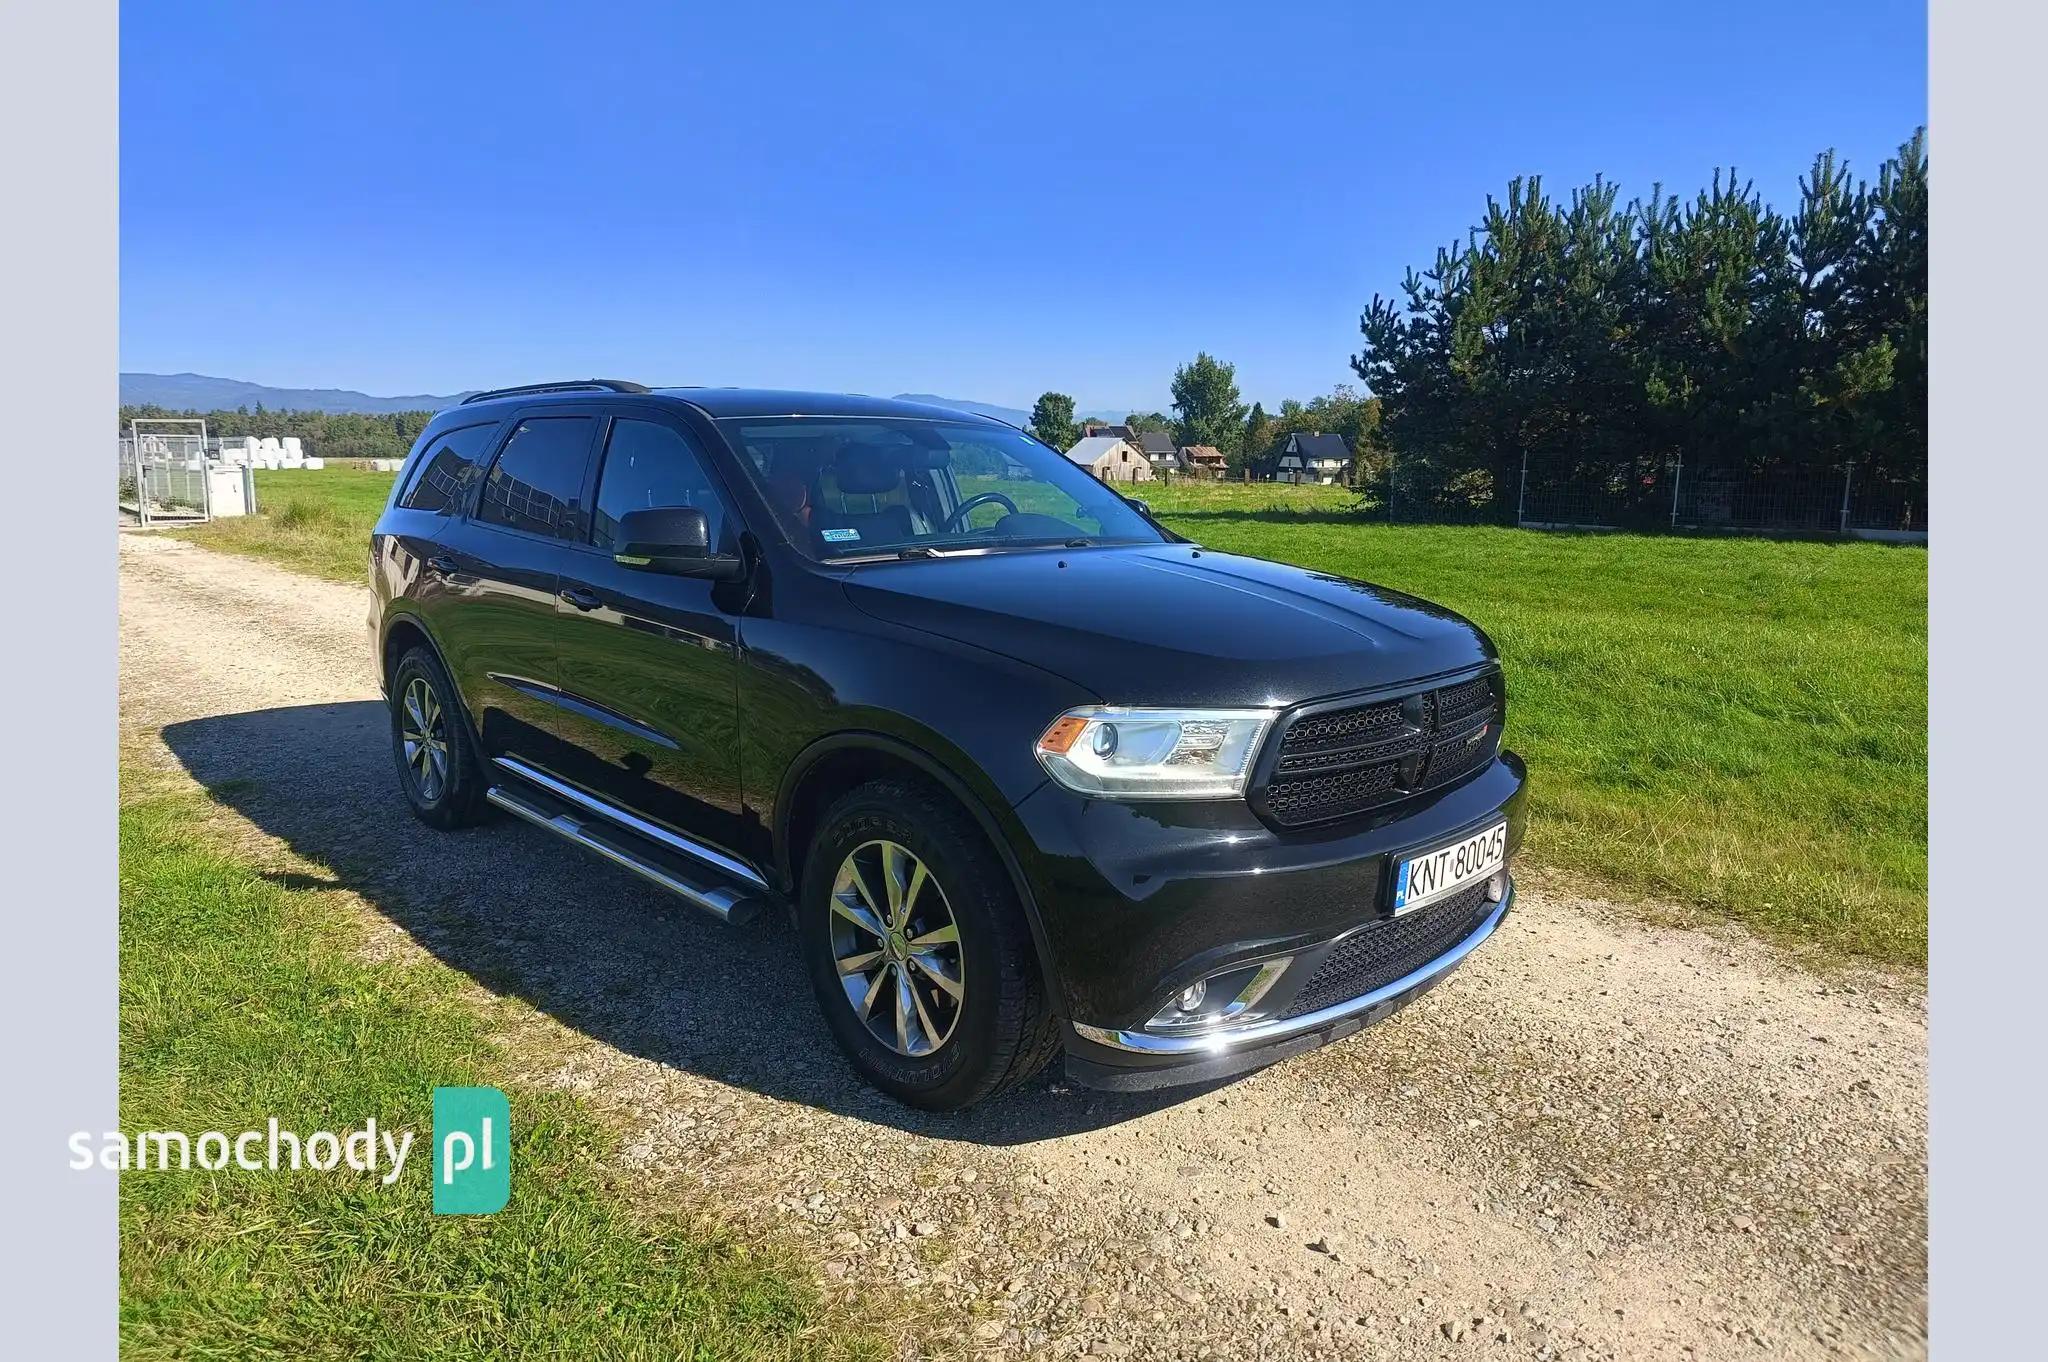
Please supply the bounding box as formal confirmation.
[891,394,1134,427]
[120,372,468,414]
[890,394,1033,425]
[120,374,1143,425]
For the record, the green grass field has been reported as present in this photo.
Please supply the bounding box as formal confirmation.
[120,751,880,1359]
[175,473,1926,965]
[1141,480,1365,516]
[169,467,398,582]
[1159,497,1926,965]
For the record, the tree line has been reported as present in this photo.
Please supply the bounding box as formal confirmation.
[1355,130,1926,520]
[1028,129,1925,515]
[118,404,434,462]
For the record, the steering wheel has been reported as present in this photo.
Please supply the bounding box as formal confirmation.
[937,491,1019,533]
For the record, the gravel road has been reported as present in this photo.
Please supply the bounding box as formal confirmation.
[120,533,1927,1361]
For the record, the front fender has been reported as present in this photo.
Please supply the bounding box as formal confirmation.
[740,609,1097,1016]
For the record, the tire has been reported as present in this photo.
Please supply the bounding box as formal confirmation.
[388,645,490,829]
[799,778,1060,1110]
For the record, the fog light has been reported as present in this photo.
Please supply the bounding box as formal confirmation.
[1485,870,1508,903]
[1145,959,1291,1033]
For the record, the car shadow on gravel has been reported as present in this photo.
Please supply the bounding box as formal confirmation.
[162,702,1224,1144]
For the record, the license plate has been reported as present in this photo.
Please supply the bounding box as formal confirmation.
[1393,821,1507,915]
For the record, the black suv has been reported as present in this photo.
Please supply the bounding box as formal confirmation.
[370,381,1526,1109]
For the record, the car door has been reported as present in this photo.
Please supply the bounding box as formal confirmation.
[545,411,749,857]
[422,410,602,771]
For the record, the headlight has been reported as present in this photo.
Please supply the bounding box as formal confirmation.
[1035,706,1277,799]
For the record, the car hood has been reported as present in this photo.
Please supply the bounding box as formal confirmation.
[839,544,1495,707]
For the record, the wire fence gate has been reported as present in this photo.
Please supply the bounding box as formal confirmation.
[121,418,213,525]
[118,419,263,526]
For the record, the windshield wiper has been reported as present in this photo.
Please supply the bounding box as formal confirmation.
[837,536,1109,564]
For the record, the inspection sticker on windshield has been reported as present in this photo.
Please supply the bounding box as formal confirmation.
[1393,821,1507,915]
[821,528,861,542]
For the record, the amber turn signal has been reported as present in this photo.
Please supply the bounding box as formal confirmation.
[1037,715,1089,754]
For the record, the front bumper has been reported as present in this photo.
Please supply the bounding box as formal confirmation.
[1009,750,1527,1090]
[1062,882,1510,1091]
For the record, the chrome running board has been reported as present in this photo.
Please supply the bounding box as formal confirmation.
[484,775,765,927]
[493,756,767,886]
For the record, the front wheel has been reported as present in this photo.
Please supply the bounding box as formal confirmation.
[799,778,1058,1110]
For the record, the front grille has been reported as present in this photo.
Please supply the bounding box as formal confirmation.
[1434,675,1496,726]
[1260,670,1503,827]
[1284,697,1408,749]
[1277,881,1497,1020]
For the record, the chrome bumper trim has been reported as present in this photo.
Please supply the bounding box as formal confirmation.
[1072,882,1511,1055]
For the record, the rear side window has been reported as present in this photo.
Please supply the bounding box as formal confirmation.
[398,424,497,512]
[592,418,726,551]
[475,417,598,538]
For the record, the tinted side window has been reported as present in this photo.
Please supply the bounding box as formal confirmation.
[475,417,598,538]
[592,419,725,550]
[398,424,496,512]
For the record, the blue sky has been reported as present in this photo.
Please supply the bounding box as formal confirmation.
[121,1,1926,414]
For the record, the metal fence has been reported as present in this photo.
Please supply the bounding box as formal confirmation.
[1360,451,1926,540]
[120,419,214,525]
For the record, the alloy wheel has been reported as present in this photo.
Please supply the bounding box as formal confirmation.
[829,839,966,1057]
[400,676,450,803]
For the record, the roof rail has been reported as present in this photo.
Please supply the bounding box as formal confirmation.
[459,379,651,405]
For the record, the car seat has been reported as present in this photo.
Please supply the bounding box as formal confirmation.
[812,443,926,544]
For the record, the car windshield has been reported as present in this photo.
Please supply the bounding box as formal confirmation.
[717,416,1169,560]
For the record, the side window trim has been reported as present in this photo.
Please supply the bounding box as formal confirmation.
[577,414,614,539]
[453,420,515,521]
[390,438,429,508]
[395,420,503,514]
[578,408,744,554]
[466,408,604,543]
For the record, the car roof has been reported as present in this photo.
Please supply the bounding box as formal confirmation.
[431,385,1014,440]
[654,388,1005,423]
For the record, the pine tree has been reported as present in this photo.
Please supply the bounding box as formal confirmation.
[1354,131,1927,525]
[1241,402,1272,474]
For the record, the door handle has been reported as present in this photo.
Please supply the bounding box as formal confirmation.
[559,586,604,612]
[424,554,460,575]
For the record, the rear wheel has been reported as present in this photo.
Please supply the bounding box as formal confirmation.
[388,646,489,829]
[799,778,1059,1110]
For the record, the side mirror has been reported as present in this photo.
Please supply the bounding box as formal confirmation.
[1126,498,1152,517]
[612,507,745,581]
